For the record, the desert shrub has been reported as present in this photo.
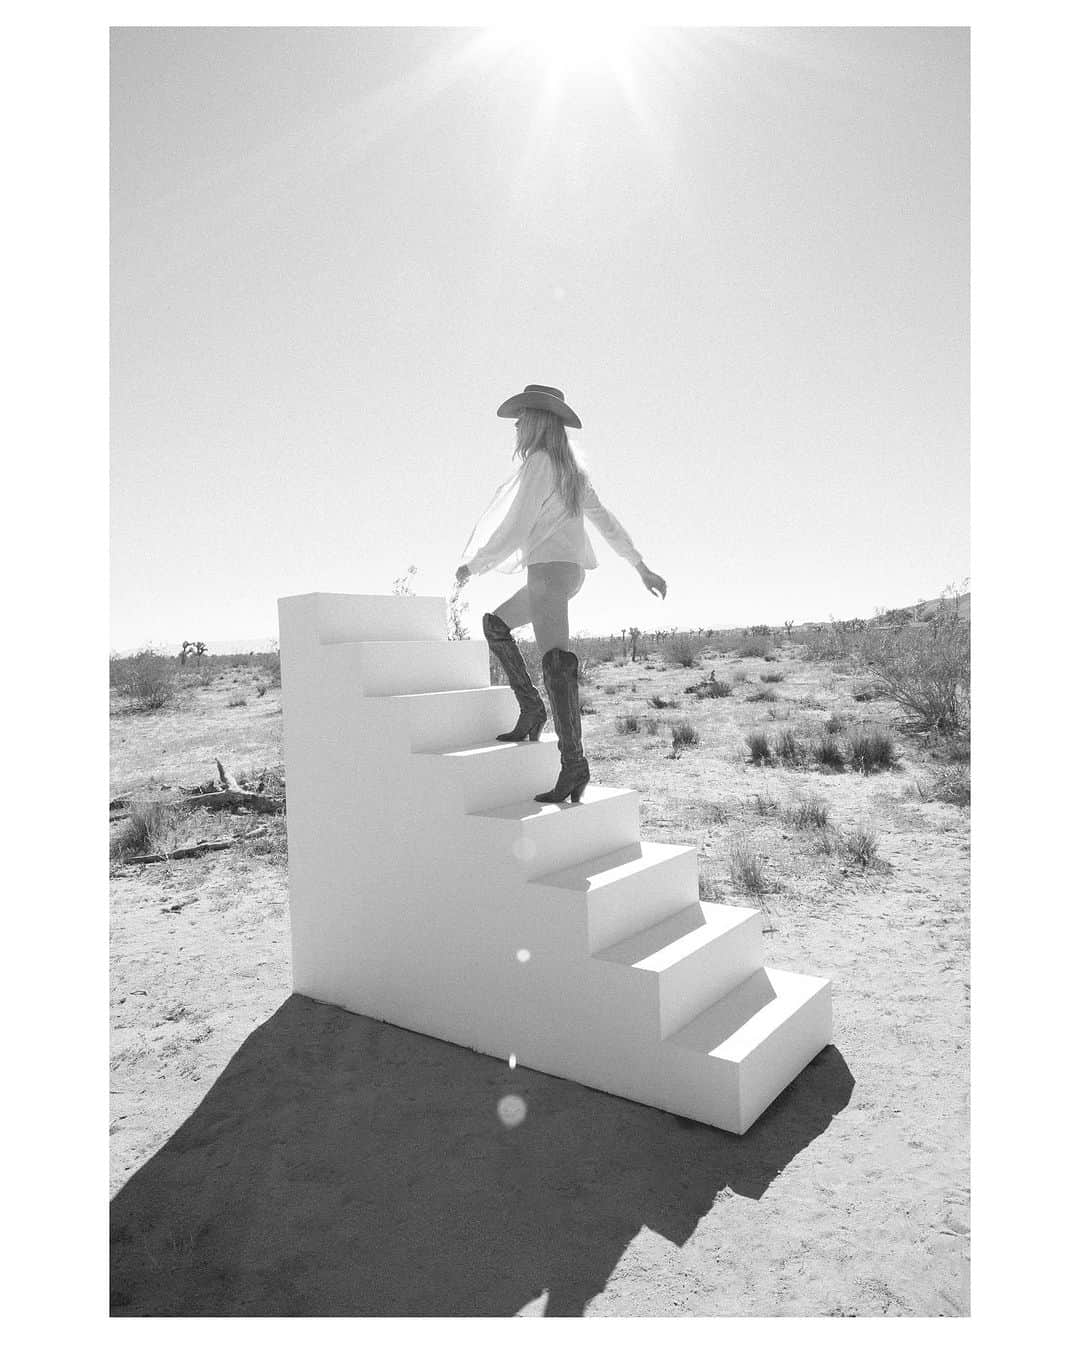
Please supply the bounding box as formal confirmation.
[616,714,641,734]
[752,790,779,816]
[227,694,248,708]
[738,636,772,659]
[917,765,971,806]
[577,657,593,685]
[642,716,660,734]
[761,671,784,683]
[733,670,751,684]
[649,694,677,709]
[670,720,700,752]
[814,734,846,771]
[775,729,806,765]
[111,650,177,711]
[746,731,772,765]
[664,634,700,667]
[847,728,899,773]
[786,795,831,830]
[729,840,768,894]
[255,680,268,697]
[747,688,778,703]
[579,700,596,715]
[111,799,181,861]
[762,653,779,663]
[862,621,970,734]
[824,713,845,735]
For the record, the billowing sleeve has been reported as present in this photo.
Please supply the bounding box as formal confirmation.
[465,453,553,576]
[582,475,644,568]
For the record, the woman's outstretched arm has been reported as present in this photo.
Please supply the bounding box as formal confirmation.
[582,477,667,598]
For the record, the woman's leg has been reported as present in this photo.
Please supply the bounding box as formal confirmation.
[492,584,532,632]
[526,562,583,655]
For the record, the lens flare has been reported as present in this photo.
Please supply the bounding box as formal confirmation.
[497,1093,527,1127]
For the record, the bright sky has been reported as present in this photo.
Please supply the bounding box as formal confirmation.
[110,24,968,651]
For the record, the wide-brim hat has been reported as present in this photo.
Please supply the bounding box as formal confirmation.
[497,383,582,429]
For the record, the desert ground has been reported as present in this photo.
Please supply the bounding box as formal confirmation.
[109,623,969,1316]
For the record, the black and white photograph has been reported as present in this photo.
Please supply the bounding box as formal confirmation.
[98,11,984,1322]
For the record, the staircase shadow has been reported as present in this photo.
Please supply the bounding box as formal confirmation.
[111,994,853,1316]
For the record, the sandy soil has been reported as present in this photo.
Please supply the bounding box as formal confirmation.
[109,649,969,1316]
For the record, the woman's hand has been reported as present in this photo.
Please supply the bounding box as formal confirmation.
[637,564,667,599]
[455,564,471,586]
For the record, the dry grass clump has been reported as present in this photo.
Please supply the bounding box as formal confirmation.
[670,720,700,754]
[816,821,883,867]
[752,790,779,816]
[760,671,785,683]
[847,728,899,774]
[729,839,769,894]
[785,795,831,830]
[648,694,677,709]
[775,729,806,765]
[226,694,248,708]
[747,688,778,703]
[916,765,971,806]
[111,799,182,861]
[825,713,845,735]
[814,734,846,771]
[746,731,773,765]
[616,713,657,734]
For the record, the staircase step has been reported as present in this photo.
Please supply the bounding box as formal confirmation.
[385,686,519,752]
[465,785,640,879]
[531,841,700,952]
[595,902,763,1037]
[323,638,490,696]
[417,734,561,811]
[665,966,832,1133]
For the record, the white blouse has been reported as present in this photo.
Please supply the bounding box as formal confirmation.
[461,451,644,577]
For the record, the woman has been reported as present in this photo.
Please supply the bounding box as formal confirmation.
[455,384,667,805]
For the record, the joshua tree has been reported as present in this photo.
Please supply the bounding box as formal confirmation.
[179,640,195,666]
[195,641,207,665]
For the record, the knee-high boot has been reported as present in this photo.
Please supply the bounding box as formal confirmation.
[482,612,547,742]
[534,648,590,803]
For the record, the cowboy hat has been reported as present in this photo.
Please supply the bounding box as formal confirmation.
[496,384,582,429]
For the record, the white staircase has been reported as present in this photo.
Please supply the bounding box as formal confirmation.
[278,593,832,1134]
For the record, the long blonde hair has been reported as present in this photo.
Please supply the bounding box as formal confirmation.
[513,408,586,515]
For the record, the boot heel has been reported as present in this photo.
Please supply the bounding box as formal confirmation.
[528,725,542,742]
[570,781,587,803]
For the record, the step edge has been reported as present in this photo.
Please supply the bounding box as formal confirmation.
[466,786,639,822]
[666,967,831,1062]
[531,841,696,891]
[595,904,760,969]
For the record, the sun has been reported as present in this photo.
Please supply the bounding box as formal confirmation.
[528,21,642,79]
[492,20,643,84]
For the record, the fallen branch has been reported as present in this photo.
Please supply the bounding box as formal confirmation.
[124,838,234,865]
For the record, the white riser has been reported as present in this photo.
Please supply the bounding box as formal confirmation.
[323,639,490,696]
[419,735,561,812]
[531,841,701,953]
[387,686,520,752]
[597,903,764,1038]
[464,786,641,880]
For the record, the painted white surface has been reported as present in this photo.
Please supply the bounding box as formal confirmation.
[278,592,834,1133]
